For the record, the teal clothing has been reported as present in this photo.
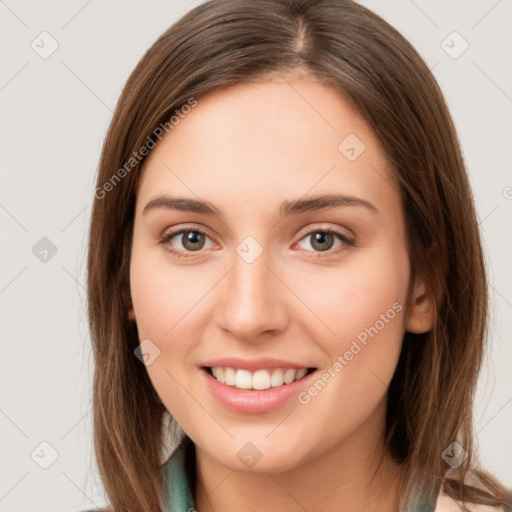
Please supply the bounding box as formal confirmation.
[163,436,196,512]
[162,436,439,512]
[78,436,512,511]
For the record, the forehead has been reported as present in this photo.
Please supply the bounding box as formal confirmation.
[136,76,399,217]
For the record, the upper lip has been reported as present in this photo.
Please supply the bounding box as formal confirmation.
[201,357,316,372]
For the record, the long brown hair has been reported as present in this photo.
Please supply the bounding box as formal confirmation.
[86,1,510,510]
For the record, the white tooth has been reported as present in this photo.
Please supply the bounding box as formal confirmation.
[235,369,253,389]
[252,370,271,390]
[213,366,307,388]
[270,369,284,387]
[283,369,297,384]
[295,368,307,381]
[224,367,236,386]
[216,367,225,384]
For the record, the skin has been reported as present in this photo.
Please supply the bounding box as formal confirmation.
[128,71,434,512]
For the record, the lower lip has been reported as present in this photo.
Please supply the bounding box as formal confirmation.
[201,368,317,414]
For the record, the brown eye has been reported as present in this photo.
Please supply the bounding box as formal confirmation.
[179,231,206,251]
[296,228,355,257]
[309,231,336,252]
[159,226,216,258]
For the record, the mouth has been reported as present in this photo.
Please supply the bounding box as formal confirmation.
[202,366,317,391]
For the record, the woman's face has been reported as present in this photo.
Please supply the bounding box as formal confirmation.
[129,74,430,472]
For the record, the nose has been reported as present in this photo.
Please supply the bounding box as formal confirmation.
[214,246,289,342]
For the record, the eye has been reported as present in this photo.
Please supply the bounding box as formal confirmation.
[159,226,216,258]
[295,227,355,256]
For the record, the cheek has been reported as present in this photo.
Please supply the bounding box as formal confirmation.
[289,245,410,421]
[129,243,211,340]
[286,254,408,441]
[128,247,205,417]
[295,250,409,351]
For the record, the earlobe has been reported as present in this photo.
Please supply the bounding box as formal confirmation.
[406,278,435,334]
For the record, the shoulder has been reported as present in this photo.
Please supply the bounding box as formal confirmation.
[434,493,510,512]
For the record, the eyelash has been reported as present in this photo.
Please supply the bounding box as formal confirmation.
[159,225,356,259]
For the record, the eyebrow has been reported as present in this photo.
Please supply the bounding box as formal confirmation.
[142,193,379,218]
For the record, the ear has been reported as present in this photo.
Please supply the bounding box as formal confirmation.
[127,302,136,321]
[406,277,435,334]
[122,287,136,321]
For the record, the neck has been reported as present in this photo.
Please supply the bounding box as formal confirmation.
[194,401,405,512]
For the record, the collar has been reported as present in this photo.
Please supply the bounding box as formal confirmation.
[162,436,196,512]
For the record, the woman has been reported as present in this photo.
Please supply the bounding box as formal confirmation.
[85,0,512,510]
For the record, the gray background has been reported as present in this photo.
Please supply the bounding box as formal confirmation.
[0,1,511,510]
